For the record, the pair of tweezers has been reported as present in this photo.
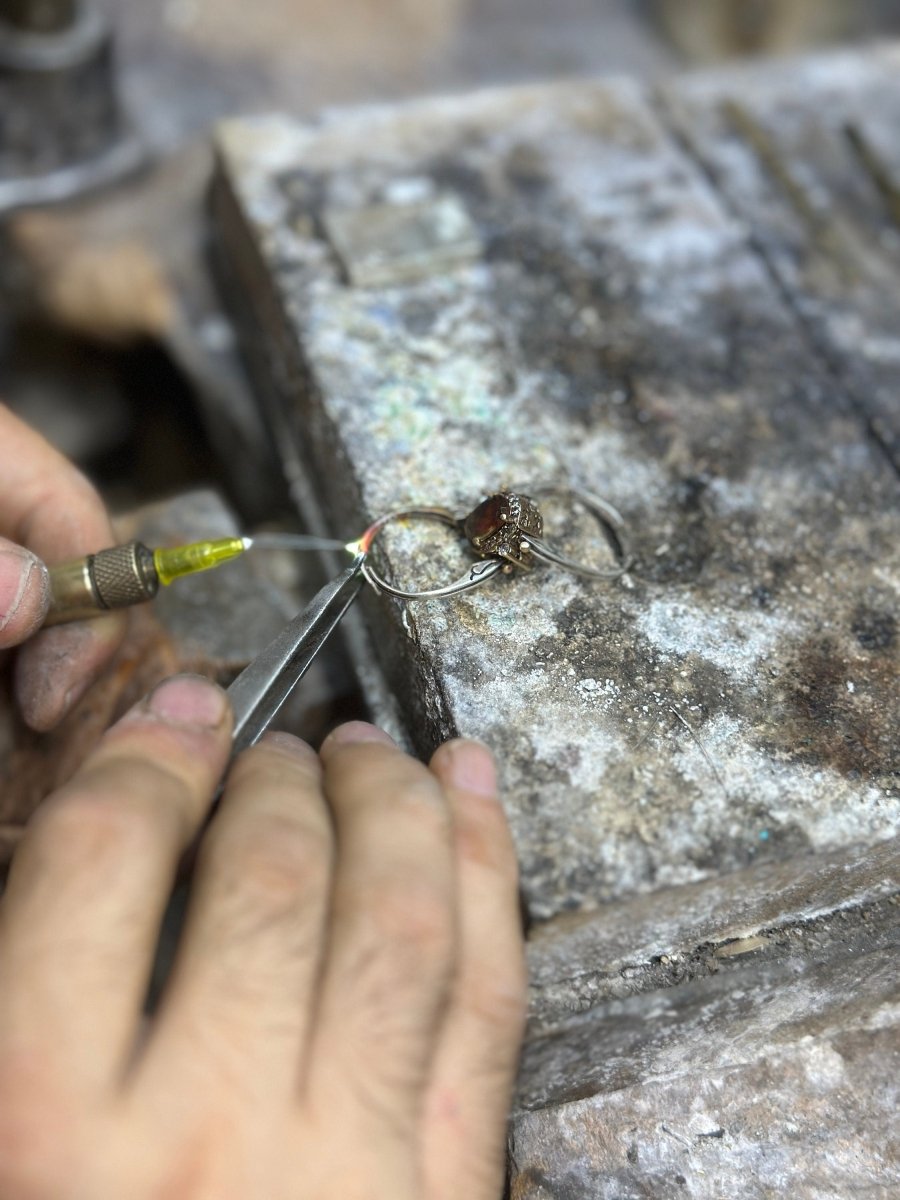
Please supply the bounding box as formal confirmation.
[226,553,366,756]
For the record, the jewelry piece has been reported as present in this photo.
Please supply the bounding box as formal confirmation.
[359,508,506,600]
[462,491,544,569]
[360,486,631,600]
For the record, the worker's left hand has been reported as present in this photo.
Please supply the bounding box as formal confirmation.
[0,675,527,1199]
[0,402,125,730]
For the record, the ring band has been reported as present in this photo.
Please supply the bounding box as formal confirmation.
[359,507,505,599]
[518,485,632,579]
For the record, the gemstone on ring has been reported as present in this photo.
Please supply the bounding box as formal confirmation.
[462,491,543,569]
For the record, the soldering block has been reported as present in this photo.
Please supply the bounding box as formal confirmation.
[212,54,900,1198]
[212,69,899,919]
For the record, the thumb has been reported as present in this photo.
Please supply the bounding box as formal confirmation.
[0,537,50,648]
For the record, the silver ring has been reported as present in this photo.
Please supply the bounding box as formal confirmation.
[359,486,632,600]
[359,507,505,600]
[518,485,632,579]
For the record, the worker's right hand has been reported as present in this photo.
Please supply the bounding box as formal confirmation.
[0,673,527,1200]
[0,402,125,730]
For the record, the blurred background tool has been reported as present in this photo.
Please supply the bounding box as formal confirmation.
[0,0,142,212]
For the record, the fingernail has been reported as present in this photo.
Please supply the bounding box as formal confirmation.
[323,721,396,749]
[259,731,317,762]
[443,740,497,797]
[0,547,47,635]
[146,675,228,729]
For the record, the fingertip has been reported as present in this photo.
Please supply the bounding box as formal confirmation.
[430,739,497,798]
[90,674,234,786]
[257,729,319,764]
[143,674,230,730]
[319,721,396,761]
[0,545,49,648]
[14,612,126,731]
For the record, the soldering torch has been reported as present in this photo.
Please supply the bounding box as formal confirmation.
[44,537,249,626]
[42,531,359,627]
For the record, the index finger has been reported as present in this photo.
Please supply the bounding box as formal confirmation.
[0,403,125,730]
[0,674,233,1093]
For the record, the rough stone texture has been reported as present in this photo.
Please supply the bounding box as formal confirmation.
[211,51,900,1197]
[517,836,900,1196]
[512,990,900,1199]
[666,43,900,467]
[213,74,899,922]
[526,836,900,1025]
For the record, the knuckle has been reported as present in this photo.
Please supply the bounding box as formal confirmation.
[367,875,455,962]
[462,968,529,1035]
[229,741,319,790]
[340,753,445,815]
[335,878,456,1043]
[0,1068,74,1198]
[343,1069,420,1145]
[371,773,452,848]
[455,794,519,876]
[225,816,331,912]
[26,789,158,870]
[390,771,446,815]
[102,724,217,789]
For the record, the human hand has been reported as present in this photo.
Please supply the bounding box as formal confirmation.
[0,675,527,1199]
[0,402,125,730]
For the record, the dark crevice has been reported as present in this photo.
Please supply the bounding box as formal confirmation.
[518,891,900,1112]
[651,85,900,481]
[528,888,900,1035]
[842,120,900,230]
